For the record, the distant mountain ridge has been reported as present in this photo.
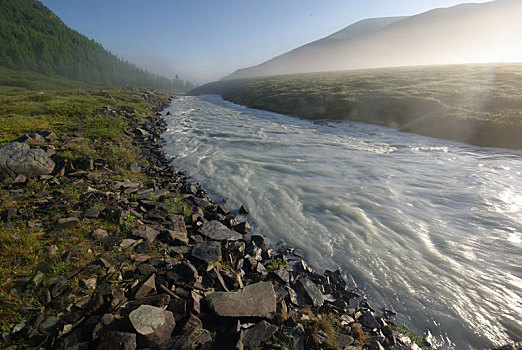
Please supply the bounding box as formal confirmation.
[0,0,192,90]
[224,0,522,80]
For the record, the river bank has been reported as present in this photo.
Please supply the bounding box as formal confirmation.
[0,89,437,349]
[1,89,518,349]
[189,63,522,150]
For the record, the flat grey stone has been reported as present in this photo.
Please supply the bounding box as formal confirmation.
[242,320,278,349]
[39,316,59,334]
[198,220,242,241]
[205,281,276,319]
[297,277,324,307]
[191,241,222,264]
[132,225,160,243]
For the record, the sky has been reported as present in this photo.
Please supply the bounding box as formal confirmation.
[40,0,492,84]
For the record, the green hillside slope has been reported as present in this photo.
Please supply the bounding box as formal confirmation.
[0,0,192,91]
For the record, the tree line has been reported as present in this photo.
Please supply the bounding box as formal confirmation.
[0,0,193,91]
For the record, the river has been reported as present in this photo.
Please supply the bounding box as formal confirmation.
[161,95,521,349]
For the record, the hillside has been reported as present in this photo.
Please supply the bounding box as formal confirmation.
[0,0,192,91]
[224,0,522,80]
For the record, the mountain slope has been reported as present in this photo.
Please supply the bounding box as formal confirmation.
[224,0,522,80]
[0,0,192,91]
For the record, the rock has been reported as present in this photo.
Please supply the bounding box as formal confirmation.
[283,324,306,350]
[37,130,57,141]
[336,333,354,348]
[79,278,97,290]
[84,209,100,218]
[129,305,175,348]
[359,311,380,329]
[133,294,171,308]
[297,277,324,307]
[135,128,151,137]
[134,274,157,299]
[250,235,266,249]
[92,228,108,240]
[38,316,59,334]
[0,143,29,177]
[158,320,212,350]
[234,222,251,234]
[74,155,94,171]
[191,241,222,265]
[103,206,124,224]
[137,263,156,276]
[96,331,137,350]
[0,142,55,179]
[205,281,277,318]
[167,298,187,322]
[132,225,160,243]
[241,320,278,349]
[129,161,140,173]
[14,133,45,144]
[165,228,189,245]
[239,205,249,215]
[120,238,138,249]
[7,148,55,177]
[11,174,27,186]
[33,271,45,285]
[198,220,242,241]
[56,217,80,231]
[134,240,150,253]
[40,145,56,156]
[180,261,199,283]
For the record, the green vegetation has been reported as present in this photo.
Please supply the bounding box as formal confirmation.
[0,0,193,91]
[266,257,288,271]
[191,63,522,149]
[400,324,436,350]
[0,86,169,332]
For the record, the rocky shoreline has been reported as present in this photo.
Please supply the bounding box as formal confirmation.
[0,91,517,349]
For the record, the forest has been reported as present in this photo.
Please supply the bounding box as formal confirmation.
[0,0,193,91]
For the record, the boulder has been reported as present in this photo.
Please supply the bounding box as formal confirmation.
[297,277,324,307]
[198,220,242,241]
[205,281,277,318]
[241,320,278,349]
[0,142,55,179]
[129,305,175,348]
[191,241,222,265]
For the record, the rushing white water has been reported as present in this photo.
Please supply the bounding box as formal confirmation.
[162,95,522,349]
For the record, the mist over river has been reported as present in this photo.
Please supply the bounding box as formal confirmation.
[162,95,522,349]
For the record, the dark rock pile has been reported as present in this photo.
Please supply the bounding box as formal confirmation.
[1,93,428,350]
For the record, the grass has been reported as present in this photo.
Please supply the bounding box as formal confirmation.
[191,63,522,149]
[266,257,288,272]
[0,80,171,334]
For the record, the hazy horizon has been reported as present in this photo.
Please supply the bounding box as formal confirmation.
[39,0,497,84]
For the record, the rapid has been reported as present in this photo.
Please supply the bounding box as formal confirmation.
[162,95,522,349]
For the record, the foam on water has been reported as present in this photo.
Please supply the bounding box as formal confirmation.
[162,95,522,349]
